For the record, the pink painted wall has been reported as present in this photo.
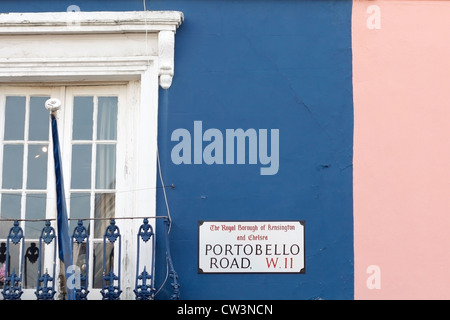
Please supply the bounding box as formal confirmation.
[353,0,450,299]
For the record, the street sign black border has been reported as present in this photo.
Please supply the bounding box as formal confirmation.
[198,220,305,274]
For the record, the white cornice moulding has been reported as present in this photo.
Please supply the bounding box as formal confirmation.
[0,11,184,89]
[0,11,184,34]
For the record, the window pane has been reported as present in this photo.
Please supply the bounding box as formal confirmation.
[73,96,93,140]
[2,144,23,189]
[4,96,25,141]
[97,97,118,140]
[73,241,88,289]
[96,144,116,189]
[0,193,21,237]
[71,145,92,189]
[93,242,114,289]
[24,240,42,289]
[4,241,20,279]
[27,145,48,190]
[29,96,50,141]
[69,193,90,233]
[94,193,115,239]
[25,195,46,239]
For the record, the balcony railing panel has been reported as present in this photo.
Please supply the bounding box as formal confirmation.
[0,216,179,300]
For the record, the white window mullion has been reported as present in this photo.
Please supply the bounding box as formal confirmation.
[21,95,30,227]
[92,95,98,221]
[0,94,6,213]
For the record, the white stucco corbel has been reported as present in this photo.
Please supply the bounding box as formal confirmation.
[158,30,175,90]
[0,11,184,85]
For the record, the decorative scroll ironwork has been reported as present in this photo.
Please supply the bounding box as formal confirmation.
[134,218,156,300]
[72,220,89,300]
[35,273,55,300]
[25,243,39,264]
[35,220,57,300]
[1,220,25,300]
[100,219,122,300]
[0,216,180,300]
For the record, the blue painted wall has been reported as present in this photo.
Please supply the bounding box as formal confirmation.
[1,0,354,300]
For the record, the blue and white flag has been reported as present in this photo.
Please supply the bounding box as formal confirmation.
[50,113,75,300]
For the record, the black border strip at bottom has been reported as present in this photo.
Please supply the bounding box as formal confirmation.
[5,299,427,318]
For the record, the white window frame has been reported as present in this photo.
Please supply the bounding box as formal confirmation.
[64,85,128,300]
[0,11,183,300]
[0,84,128,300]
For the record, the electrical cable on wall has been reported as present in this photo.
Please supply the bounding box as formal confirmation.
[142,0,173,234]
[142,0,178,299]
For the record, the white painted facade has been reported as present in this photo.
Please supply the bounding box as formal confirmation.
[0,11,183,300]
